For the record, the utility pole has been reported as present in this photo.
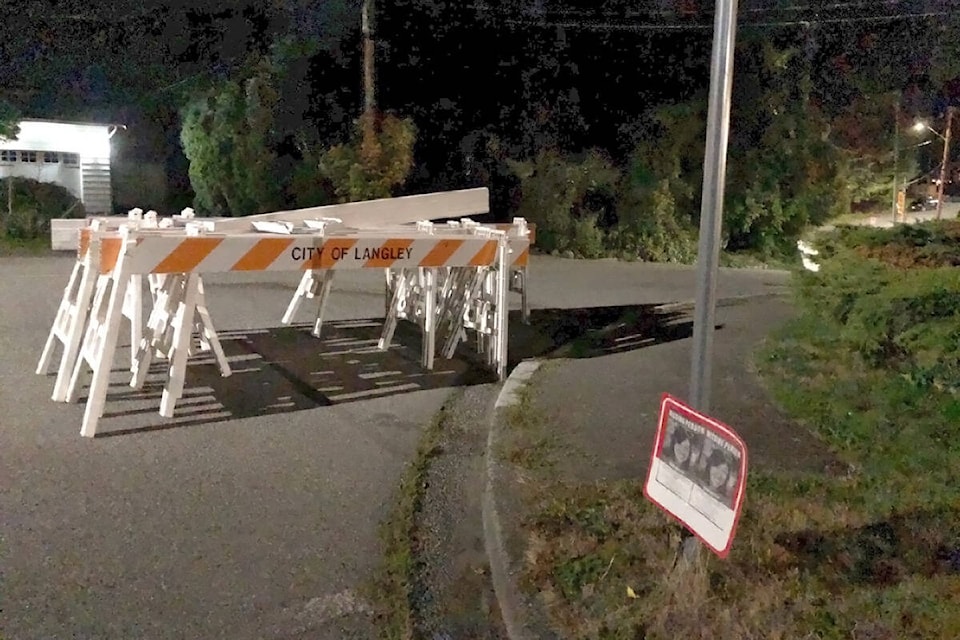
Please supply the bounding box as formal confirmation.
[892,98,900,223]
[361,0,377,148]
[684,0,739,561]
[936,105,955,220]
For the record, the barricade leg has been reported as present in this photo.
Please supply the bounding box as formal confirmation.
[67,258,132,438]
[194,277,231,377]
[159,273,201,418]
[384,268,393,318]
[123,274,143,371]
[37,260,84,375]
[45,260,98,402]
[513,266,530,325]
[282,271,314,325]
[440,267,483,360]
[131,274,182,389]
[420,267,436,369]
[494,243,510,380]
[311,270,335,338]
[379,269,411,350]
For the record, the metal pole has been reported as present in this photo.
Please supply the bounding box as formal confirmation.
[689,0,739,414]
[892,100,900,223]
[681,0,738,563]
[936,106,954,221]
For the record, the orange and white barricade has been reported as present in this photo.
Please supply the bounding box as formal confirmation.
[285,217,534,332]
[63,220,511,437]
[37,215,155,401]
[493,218,534,324]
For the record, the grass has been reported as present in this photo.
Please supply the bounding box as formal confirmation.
[511,279,960,638]
[367,397,456,640]
[719,249,799,271]
[0,235,51,256]
[498,378,565,474]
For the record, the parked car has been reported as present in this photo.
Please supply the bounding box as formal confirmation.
[909,196,938,211]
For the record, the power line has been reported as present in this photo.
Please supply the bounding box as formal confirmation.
[469,0,911,18]
[748,9,956,27]
[503,9,960,31]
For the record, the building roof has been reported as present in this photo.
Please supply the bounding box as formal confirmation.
[19,118,126,130]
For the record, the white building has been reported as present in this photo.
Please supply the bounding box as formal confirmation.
[0,119,122,214]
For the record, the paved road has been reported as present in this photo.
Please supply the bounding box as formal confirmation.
[822,202,960,230]
[0,253,787,639]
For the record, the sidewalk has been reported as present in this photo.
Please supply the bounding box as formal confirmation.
[484,294,840,639]
[532,295,834,482]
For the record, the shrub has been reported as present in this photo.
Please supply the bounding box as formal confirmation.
[796,224,960,392]
[508,148,619,256]
[319,112,417,203]
[613,175,698,263]
[0,177,85,240]
[570,214,606,259]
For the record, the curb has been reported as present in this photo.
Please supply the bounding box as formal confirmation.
[482,359,544,640]
[651,290,789,314]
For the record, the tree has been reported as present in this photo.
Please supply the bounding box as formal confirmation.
[179,58,282,216]
[318,111,416,203]
[0,99,20,140]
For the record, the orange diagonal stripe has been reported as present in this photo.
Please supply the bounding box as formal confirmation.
[512,247,529,267]
[364,239,414,268]
[99,237,124,274]
[231,238,294,271]
[303,239,357,269]
[78,228,91,259]
[419,239,464,267]
[152,237,223,273]
[469,240,498,266]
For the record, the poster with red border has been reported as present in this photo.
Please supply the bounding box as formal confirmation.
[643,392,748,559]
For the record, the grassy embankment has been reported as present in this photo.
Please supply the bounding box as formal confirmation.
[514,221,960,639]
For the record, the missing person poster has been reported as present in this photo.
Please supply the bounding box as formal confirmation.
[643,393,748,559]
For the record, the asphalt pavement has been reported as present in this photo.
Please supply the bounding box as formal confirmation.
[0,253,789,639]
[0,255,461,639]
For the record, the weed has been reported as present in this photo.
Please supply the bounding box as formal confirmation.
[0,235,50,256]
[516,222,960,638]
[499,375,565,473]
[368,396,458,640]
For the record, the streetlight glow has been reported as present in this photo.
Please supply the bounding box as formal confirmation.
[913,121,927,133]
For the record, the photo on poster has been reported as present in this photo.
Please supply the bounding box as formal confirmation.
[644,393,749,558]
[659,412,742,511]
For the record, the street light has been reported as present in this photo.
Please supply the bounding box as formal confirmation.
[913,120,946,140]
[913,109,955,220]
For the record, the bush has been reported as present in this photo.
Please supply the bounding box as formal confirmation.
[319,112,417,203]
[287,150,336,209]
[570,214,606,259]
[614,178,699,263]
[508,148,619,256]
[796,224,960,393]
[0,178,85,240]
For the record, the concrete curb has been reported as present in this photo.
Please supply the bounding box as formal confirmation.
[652,290,789,314]
[482,359,544,640]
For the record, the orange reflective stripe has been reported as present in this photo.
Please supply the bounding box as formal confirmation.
[153,238,223,273]
[78,228,91,259]
[363,238,415,268]
[468,240,497,266]
[419,239,464,267]
[231,238,294,271]
[99,237,124,273]
[512,248,529,267]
